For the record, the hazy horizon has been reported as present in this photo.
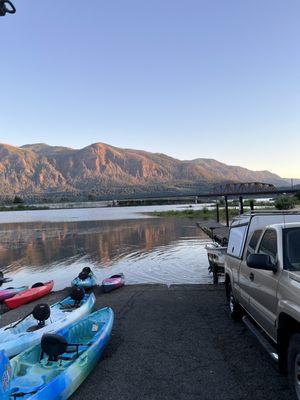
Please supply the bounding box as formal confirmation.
[1,0,299,178]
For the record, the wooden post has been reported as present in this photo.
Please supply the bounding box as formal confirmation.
[216,201,220,223]
[250,199,254,211]
[225,196,229,227]
[239,196,244,215]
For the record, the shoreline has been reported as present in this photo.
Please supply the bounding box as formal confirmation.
[0,284,292,400]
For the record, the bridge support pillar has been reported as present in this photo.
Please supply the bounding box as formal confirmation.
[216,202,220,223]
[239,196,244,215]
[225,196,229,227]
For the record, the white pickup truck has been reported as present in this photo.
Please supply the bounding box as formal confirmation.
[225,211,300,399]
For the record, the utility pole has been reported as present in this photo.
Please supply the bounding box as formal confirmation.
[0,0,16,16]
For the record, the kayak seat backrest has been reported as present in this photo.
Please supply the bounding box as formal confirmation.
[40,333,89,365]
[70,286,85,307]
[41,334,68,362]
[32,282,44,288]
[78,271,89,281]
[60,288,85,310]
[27,304,51,332]
[82,267,92,274]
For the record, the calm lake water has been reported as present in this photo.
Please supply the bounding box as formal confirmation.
[0,204,213,290]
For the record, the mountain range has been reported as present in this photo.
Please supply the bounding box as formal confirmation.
[0,142,293,200]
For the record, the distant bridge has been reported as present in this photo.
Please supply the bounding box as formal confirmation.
[212,182,277,195]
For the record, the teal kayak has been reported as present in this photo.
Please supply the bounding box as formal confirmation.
[72,268,97,289]
[0,288,95,358]
[0,307,114,399]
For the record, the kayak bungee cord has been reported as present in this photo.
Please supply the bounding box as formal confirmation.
[0,0,16,16]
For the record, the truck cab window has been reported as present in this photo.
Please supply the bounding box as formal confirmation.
[283,227,300,271]
[258,229,278,264]
[246,230,262,259]
[227,225,248,258]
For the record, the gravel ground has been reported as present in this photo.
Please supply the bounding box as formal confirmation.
[0,284,295,400]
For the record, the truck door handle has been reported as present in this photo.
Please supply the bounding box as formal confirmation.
[249,272,254,281]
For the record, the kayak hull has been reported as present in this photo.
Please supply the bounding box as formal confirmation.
[72,275,97,289]
[5,281,54,310]
[0,293,96,358]
[102,274,125,293]
[1,307,114,400]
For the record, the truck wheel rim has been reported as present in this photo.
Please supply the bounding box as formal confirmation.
[294,354,300,397]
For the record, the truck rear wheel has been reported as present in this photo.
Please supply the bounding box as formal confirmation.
[288,334,300,399]
[228,282,242,321]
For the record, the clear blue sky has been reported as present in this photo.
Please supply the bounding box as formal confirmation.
[1,0,299,177]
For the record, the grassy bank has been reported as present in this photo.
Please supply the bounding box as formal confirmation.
[150,206,276,219]
[150,207,240,219]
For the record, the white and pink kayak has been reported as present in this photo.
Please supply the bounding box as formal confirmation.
[0,286,28,302]
[102,273,125,293]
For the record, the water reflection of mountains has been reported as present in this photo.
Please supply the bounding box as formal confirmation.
[0,218,204,273]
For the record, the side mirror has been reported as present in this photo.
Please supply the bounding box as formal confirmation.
[247,253,277,272]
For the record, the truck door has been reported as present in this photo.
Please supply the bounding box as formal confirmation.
[246,229,279,339]
[226,223,248,306]
[238,229,263,312]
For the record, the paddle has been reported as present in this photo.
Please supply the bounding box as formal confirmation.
[4,310,32,330]
[4,283,45,330]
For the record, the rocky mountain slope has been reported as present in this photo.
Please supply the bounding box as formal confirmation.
[0,142,289,198]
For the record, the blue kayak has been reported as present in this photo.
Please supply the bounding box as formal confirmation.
[72,275,97,289]
[0,307,114,400]
[72,267,97,289]
[0,290,95,358]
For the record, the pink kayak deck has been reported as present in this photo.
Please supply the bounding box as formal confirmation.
[103,277,123,285]
[102,275,125,292]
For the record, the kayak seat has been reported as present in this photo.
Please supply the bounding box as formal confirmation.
[40,333,90,364]
[82,266,92,274]
[32,282,45,288]
[59,287,85,310]
[27,304,51,332]
[78,271,89,281]
[41,334,68,362]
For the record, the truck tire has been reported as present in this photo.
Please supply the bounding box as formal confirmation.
[228,282,242,321]
[288,333,300,399]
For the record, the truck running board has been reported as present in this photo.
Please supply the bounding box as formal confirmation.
[242,316,278,363]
